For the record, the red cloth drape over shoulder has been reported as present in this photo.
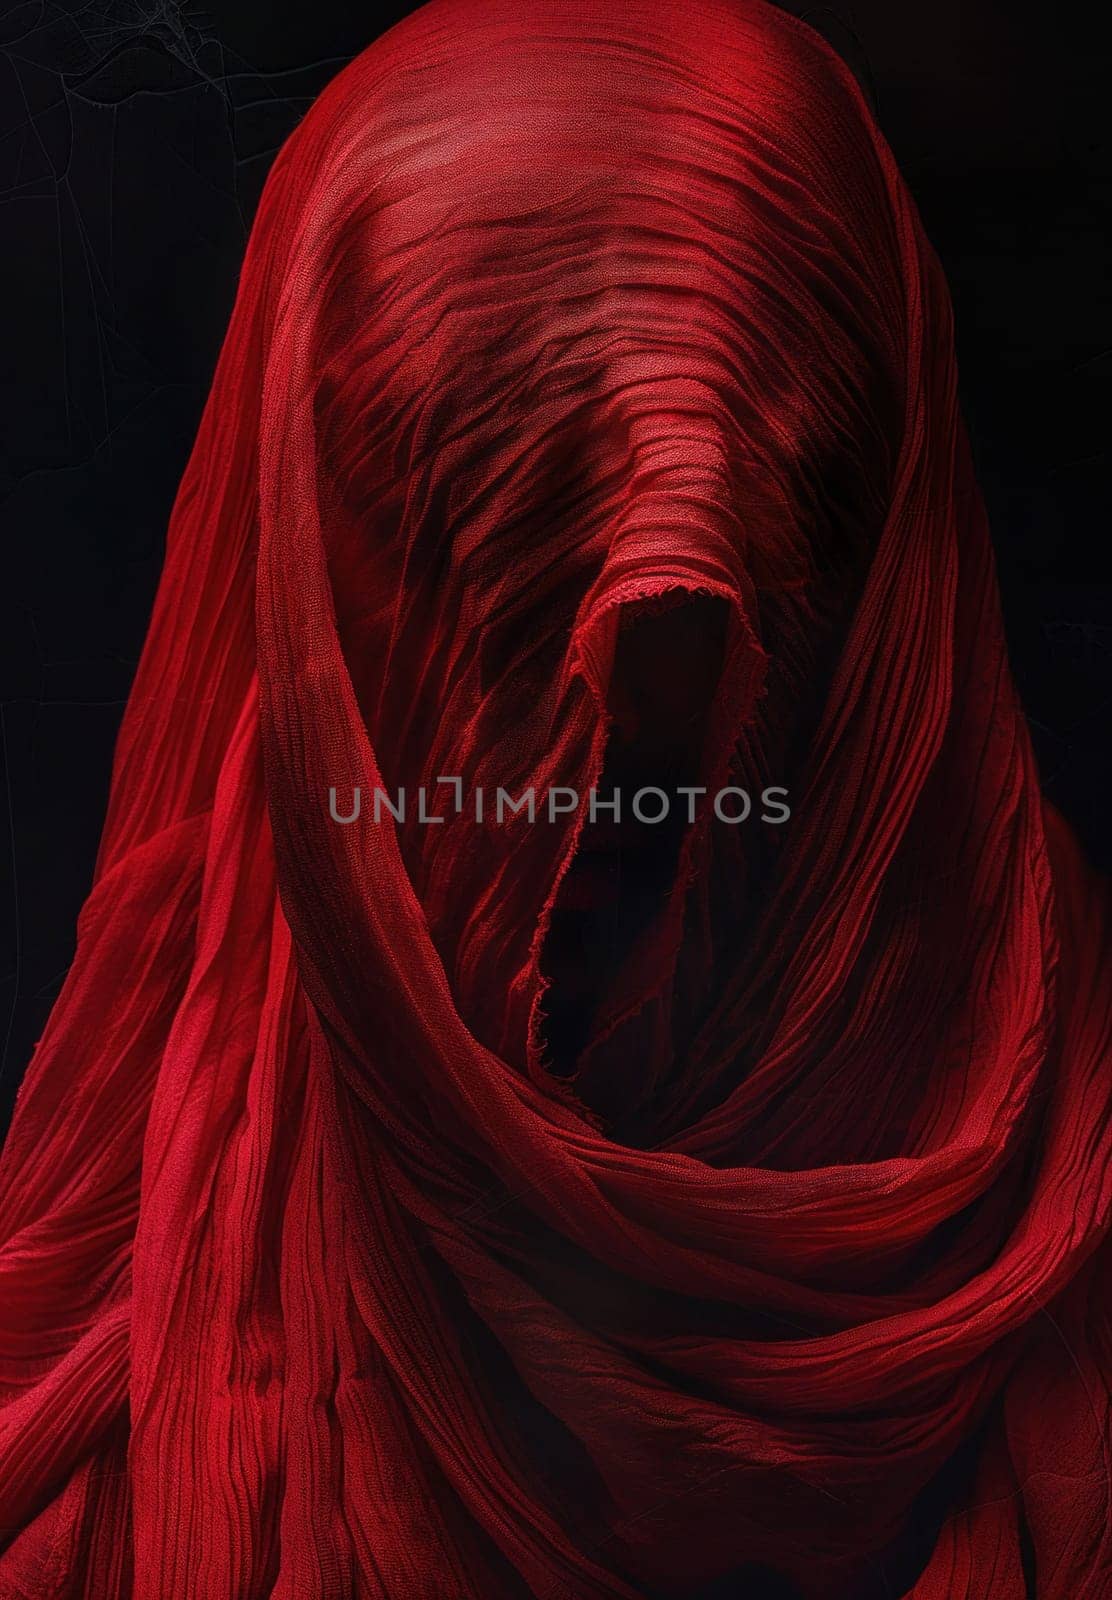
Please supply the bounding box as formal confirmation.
[1,1,1109,1595]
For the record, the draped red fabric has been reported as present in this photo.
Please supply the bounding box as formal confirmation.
[1,0,1110,1595]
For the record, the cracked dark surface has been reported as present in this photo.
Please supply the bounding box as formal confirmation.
[1,0,1110,1132]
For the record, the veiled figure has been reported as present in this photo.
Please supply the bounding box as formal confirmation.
[0,2,1109,1596]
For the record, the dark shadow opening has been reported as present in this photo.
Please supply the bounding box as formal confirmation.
[539,594,730,1088]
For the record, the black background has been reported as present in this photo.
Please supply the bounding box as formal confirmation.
[1,0,1109,1135]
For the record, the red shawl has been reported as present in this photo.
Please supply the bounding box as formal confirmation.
[1,1,1109,1595]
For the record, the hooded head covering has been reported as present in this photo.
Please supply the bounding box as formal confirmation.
[1,2,1109,1596]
